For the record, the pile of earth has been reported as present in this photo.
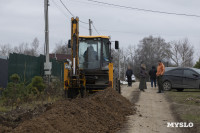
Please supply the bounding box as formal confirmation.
[2,88,135,133]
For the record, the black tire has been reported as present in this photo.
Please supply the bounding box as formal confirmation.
[115,80,121,94]
[67,88,72,98]
[163,81,172,91]
[80,87,86,98]
[176,88,184,92]
[64,89,68,99]
[118,80,121,94]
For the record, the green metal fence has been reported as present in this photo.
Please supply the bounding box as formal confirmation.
[8,53,64,83]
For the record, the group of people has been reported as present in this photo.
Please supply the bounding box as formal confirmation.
[126,60,165,93]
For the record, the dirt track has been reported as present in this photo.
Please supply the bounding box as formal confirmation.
[118,82,182,133]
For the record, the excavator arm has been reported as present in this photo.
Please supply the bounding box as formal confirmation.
[71,17,79,76]
[64,17,86,98]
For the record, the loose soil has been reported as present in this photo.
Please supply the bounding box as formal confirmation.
[0,88,135,133]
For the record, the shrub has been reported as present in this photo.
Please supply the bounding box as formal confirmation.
[2,75,45,106]
[10,73,20,83]
[31,76,45,92]
[2,74,23,107]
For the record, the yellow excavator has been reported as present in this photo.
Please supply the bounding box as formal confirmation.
[64,17,120,98]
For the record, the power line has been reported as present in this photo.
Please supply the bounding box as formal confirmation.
[54,0,102,34]
[86,0,200,18]
[69,0,106,7]
[59,0,89,24]
[99,29,200,38]
[92,23,101,35]
[51,0,70,19]
[51,0,89,31]
[60,0,74,17]
[80,20,89,24]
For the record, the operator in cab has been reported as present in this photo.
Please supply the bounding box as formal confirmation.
[83,45,98,68]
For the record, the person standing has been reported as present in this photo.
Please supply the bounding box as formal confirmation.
[156,60,165,93]
[139,64,147,92]
[126,66,133,87]
[149,66,157,88]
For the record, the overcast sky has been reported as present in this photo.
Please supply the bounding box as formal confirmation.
[0,0,200,60]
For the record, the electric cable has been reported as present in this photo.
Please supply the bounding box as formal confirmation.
[92,23,101,35]
[51,0,88,30]
[86,0,200,18]
[60,0,89,24]
[51,0,70,19]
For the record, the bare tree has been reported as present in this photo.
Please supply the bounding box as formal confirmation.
[170,38,194,67]
[53,41,71,54]
[111,48,122,79]
[170,42,180,66]
[30,37,39,56]
[0,44,12,56]
[132,36,171,78]
[13,38,40,56]
[13,43,29,54]
[126,45,135,66]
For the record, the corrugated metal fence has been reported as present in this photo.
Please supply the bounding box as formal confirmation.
[8,53,64,83]
[0,58,8,88]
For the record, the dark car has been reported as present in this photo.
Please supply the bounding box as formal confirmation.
[162,67,200,91]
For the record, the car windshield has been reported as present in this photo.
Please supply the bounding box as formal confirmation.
[79,39,101,69]
[191,68,200,74]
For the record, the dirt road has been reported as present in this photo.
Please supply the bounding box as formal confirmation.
[118,82,182,133]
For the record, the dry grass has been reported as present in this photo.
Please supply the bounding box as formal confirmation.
[165,89,200,133]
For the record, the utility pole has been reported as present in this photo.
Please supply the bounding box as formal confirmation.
[124,56,126,80]
[44,0,52,83]
[118,49,120,80]
[89,19,92,36]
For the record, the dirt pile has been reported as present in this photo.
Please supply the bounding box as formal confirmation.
[11,88,134,133]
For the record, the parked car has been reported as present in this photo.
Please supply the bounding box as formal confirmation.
[125,75,136,82]
[162,67,200,91]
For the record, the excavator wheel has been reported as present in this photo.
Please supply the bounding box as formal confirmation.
[116,80,121,94]
[80,87,89,98]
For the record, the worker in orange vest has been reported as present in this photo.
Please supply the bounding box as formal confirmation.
[156,60,165,93]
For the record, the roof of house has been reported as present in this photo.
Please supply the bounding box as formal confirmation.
[50,53,71,61]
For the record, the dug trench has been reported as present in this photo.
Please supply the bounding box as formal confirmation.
[0,88,136,133]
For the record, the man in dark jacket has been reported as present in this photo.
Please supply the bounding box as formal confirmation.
[126,66,133,87]
[149,66,157,88]
[139,64,147,92]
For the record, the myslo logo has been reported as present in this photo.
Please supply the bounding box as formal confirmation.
[167,122,193,127]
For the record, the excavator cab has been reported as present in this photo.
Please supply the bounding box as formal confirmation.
[79,36,111,70]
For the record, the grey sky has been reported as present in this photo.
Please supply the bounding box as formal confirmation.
[0,0,200,60]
